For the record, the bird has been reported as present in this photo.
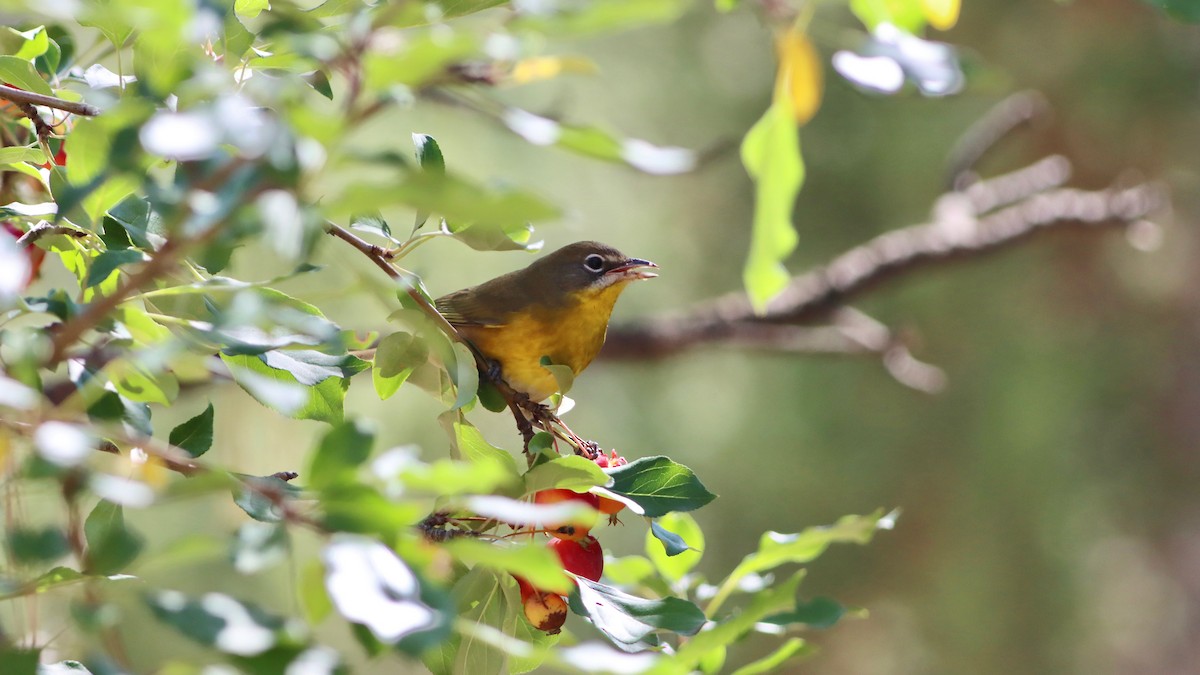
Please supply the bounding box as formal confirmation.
[434,241,657,402]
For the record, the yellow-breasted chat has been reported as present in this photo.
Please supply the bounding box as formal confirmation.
[435,241,657,401]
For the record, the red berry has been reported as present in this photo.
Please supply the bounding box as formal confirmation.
[548,535,604,582]
[534,489,599,541]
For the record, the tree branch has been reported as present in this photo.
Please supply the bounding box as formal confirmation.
[0,83,101,118]
[601,170,1166,362]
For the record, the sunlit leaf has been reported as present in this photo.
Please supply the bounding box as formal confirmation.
[849,0,927,31]
[605,456,716,517]
[523,455,610,495]
[671,571,806,670]
[373,331,428,400]
[222,350,367,424]
[324,536,440,643]
[569,577,705,646]
[446,539,572,595]
[0,56,53,95]
[921,0,960,30]
[740,99,802,313]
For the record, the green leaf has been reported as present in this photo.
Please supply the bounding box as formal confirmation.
[454,422,520,478]
[850,0,927,30]
[64,116,107,188]
[762,596,847,629]
[649,521,690,557]
[441,341,479,410]
[8,526,69,564]
[729,637,811,675]
[413,133,446,175]
[84,500,145,575]
[373,331,428,400]
[308,419,375,492]
[221,350,368,425]
[84,249,144,288]
[318,484,423,536]
[79,3,134,51]
[522,455,610,495]
[235,0,270,18]
[569,577,705,646]
[0,145,43,166]
[391,451,520,496]
[451,568,511,675]
[538,356,575,396]
[706,510,893,615]
[0,55,53,95]
[106,358,178,405]
[647,512,703,581]
[0,646,39,675]
[104,195,162,250]
[13,26,49,61]
[606,456,716,517]
[446,220,540,252]
[233,474,302,523]
[361,32,478,90]
[740,100,803,313]
[146,589,283,656]
[477,380,508,412]
[670,571,806,671]
[445,539,572,595]
[168,402,215,458]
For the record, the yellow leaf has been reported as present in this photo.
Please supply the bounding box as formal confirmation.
[774,29,823,126]
[921,0,960,30]
[510,56,598,85]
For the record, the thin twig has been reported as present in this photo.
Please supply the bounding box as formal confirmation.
[945,90,1049,190]
[0,84,101,118]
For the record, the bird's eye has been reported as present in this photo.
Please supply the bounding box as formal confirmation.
[583,254,605,272]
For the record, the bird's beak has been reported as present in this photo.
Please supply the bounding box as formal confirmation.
[607,257,658,280]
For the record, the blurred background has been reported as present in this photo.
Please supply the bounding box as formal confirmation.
[71,0,1199,673]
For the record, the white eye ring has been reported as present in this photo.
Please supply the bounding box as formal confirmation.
[583,254,605,272]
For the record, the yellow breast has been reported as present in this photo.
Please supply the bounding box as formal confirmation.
[458,282,631,401]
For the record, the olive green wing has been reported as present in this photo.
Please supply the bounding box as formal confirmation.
[435,279,530,327]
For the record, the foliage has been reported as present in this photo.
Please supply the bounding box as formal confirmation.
[0,0,1089,672]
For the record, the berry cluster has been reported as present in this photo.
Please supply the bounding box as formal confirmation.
[516,450,627,634]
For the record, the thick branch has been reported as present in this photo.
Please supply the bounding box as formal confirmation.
[602,179,1166,360]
